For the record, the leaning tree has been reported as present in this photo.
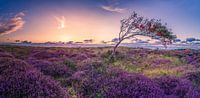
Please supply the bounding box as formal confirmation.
[112,12,176,57]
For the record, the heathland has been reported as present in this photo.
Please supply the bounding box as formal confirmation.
[0,45,200,97]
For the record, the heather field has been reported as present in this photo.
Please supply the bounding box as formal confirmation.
[1,0,200,97]
[0,45,200,97]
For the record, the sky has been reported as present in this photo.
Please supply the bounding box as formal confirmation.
[0,0,200,43]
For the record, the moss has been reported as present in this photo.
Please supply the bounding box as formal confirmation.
[162,55,183,66]
[112,60,140,73]
[143,68,182,78]
[68,87,78,98]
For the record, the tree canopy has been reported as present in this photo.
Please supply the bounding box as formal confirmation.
[111,12,177,57]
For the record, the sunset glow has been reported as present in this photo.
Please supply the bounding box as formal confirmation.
[0,0,199,43]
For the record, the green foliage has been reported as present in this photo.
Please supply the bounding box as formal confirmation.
[68,87,78,98]
[162,55,183,66]
[143,68,182,78]
[112,60,139,73]
[101,50,126,64]
[64,59,76,70]
[89,61,108,75]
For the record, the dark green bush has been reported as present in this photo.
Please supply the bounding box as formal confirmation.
[64,59,76,70]
[101,50,126,63]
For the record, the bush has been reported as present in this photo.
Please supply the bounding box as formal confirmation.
[184,56,200,68]
[70,62,164,97]
[186,87,200,98]
[67,61,112,97]
[63,59,76,70]
[68,53,89,61]
[104,73,164,98]
[184,71,200,86]
[152,58,171,65]
[28,60,72,78]
[0,57,69,97]
[154,76,193,97]
[0,51,14,58]
[101,50,126,63]
[29,50,61,60]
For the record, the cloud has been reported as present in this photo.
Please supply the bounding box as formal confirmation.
[111,38,119,43]
[55,16,66,29]
[83,39,93,43]
[101,5,127,13]
[0,12,25,35]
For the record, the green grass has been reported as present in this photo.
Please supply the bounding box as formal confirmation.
[112,60,139,72]
[104,51,186,77]
[162,55,184,66]
[143,68,182,78]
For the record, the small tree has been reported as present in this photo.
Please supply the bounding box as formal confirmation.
[112,12,176,57]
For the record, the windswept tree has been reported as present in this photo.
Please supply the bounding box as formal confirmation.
[112,12,176,57]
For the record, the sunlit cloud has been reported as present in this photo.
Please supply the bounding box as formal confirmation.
[0,12,25,35]
[101,5,127,13]
[55,16,66,29]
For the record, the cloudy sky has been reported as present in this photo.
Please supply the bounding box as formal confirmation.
[0,0,200,43]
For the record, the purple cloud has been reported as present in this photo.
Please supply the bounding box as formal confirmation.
[0,12,25,35]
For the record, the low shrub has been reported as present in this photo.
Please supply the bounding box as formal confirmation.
[0,57,69,97]
[154,76,194,97]
[64,59,76,70]
[29,50,61,60]
[104,73,164,98]
[101,50,126,63]
[70,62,164,97]
[71,53,88,61]
[184,71,200,86]
[28,60,72,78]
[0,51,14,58]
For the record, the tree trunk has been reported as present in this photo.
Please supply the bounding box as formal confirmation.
[111,39,123,58]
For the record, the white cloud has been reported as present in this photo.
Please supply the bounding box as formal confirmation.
[55,16,66,29]
[101,5,127,13]
[0,12,25,35]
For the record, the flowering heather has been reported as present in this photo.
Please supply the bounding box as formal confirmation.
[104,73,164,98]
[0,57,69,97]
[186,87,200,98]
[152,58,171,66]
[154,76,194,97]
[30,50,62,60]
[189,58,200,68]
[169,49,200,68]
[0,46,200,97]
[71,53,89,61]
[184,71,200,86]
[27,60,72,78]
[127,49,149,57]
[68,62,107,97]
[183,55,200,68]
[0,51,14,58]
[69,62,164,97]
[69,52,97,62]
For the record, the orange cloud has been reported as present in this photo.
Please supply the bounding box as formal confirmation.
[0,12,25,35]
